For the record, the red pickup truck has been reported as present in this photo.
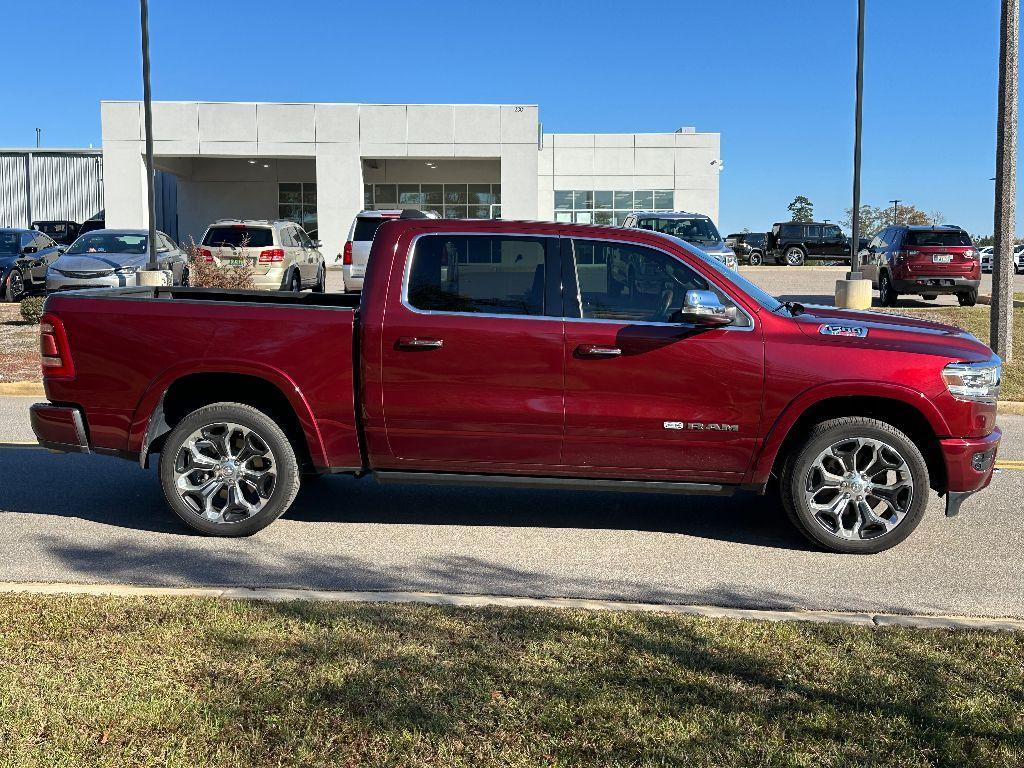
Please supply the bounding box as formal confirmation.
[31,219,1002,554]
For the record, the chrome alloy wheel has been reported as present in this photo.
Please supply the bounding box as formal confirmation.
[173,422,277,523]
[804,437,914,540]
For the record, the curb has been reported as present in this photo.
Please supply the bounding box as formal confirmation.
[1,581,1022,632]
[979,294,1024,308]
[0,381,44,396]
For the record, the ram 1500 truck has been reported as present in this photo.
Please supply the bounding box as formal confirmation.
[30,219,1002,553]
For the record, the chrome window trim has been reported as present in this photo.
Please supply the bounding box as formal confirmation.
[400,231,564,322]
[564,235,756,332]
[398,230,756,331]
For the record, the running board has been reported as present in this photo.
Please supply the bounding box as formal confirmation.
[373,471,734,496]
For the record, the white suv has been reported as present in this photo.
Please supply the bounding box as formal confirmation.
[340,209,439,292]
[199,219,325,292]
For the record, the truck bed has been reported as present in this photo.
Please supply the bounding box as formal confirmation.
[41,286,363,471]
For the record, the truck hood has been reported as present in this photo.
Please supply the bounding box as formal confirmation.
[791,304,995,363]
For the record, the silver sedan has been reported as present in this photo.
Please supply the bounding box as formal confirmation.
[46,229,189,292]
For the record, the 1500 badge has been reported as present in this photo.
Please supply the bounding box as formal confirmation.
[664,422,740,432]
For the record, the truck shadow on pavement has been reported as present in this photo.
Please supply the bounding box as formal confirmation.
[0,446,810,551]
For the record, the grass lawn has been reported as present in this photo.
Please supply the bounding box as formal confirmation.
[879,304,1023,401]
[0,302,40,382]
[0,595,1022,767]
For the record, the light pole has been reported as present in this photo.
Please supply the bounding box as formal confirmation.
[139,0,159,276]
[991,0,1017,362]
[35,128,41,148]
[835,0,872,308]
[888,199,901,226]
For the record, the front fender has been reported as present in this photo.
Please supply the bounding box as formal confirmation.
[746,380,950,486]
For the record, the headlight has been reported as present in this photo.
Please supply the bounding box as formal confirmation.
[942,360,1002,403]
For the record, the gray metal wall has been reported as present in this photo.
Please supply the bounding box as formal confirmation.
[0,151,104,228]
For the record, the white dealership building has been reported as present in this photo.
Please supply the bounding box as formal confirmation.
[101,101,721,260]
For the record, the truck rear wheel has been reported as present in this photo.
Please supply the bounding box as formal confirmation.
[158,402,300,536]
[780,417,929,554]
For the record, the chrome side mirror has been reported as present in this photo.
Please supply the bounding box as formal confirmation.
[678,289,736,327]
[311,240,322,249]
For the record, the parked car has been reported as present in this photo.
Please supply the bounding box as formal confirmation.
[725,232,767,265]
[861,225,981,306]
[32,220,80,246]
[1017,246,1024,274]
[622,211,737,269]
[979,246,994,273]
[766,222,850,266]
[32,219,1001,554]
[198,219,325,292]
[0,228,62,301]
[46,229,189,292]
[77,216,106,236]
[340,209,440,292]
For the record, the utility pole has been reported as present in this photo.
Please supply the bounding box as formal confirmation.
[991,0,1017,361]
[888,199,901,226]
[139,0,159,275]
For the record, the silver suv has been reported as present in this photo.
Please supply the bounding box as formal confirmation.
[621,211,737,270]
[340,209,440,292]
[199,219,325,292]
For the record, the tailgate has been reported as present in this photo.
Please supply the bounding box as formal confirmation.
[906,246,975,275]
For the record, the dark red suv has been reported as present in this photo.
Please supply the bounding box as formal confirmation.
[863,225,981,306]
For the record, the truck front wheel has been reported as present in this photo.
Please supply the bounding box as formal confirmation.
[780,417,929,554]
[158,402,301,536]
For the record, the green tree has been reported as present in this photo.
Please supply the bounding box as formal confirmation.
[787,195,814,222]
[842,202,932,238]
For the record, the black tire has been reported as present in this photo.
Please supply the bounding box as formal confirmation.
[748,251,763,266]
[958,290,978,307]
[158,402,300,536]
[289,270,302,293]
[4,268,25,302]
[878,271,898,306]
[784,247,806,267]
[780,417,929,554]
[921,294,937,301]
[312,264,325,293]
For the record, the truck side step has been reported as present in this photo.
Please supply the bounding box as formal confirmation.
[372,471,734,496]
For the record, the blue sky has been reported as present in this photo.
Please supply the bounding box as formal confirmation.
[2,0,1018,235]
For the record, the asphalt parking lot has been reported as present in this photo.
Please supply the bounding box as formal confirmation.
[739,264,1024,307]
[1,395,1021,618]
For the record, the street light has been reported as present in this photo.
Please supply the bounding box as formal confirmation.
[888,199,901,225]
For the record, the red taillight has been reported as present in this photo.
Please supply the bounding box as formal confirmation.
[40,314,75,379]
[199,247,214,263]
[258,248,285,263]
[342,241,353,266]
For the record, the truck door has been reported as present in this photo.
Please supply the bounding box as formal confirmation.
[377,232,565,468]
[561,236,764,482]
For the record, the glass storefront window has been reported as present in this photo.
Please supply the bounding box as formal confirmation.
[444,184,468,205]
[634,191,654,209]
[574,190,593,210]
[444,205,468,219]
[278,182,317,235]
[468,205,490,219]
[654,190,674,209]
[593,210,613,225]
[468,184,494,205]
[614,191,633,209]
[421,184,444,205]
[279,182,302,205]
[398,184,425,204]
[594,191,613,210]
[554,191,574,210]
[374,184,397,205]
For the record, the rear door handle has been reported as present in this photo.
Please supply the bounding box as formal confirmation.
[396,337,444,350]
[575,344,622,358]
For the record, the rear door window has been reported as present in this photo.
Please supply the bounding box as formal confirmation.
[406,235,551,316]
[202,226,274,248]
[904,230,972,247]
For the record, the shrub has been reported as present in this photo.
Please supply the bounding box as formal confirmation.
[183,238,256,291]
[19,295,45,324]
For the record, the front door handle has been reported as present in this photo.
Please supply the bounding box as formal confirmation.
[396,337,444,350]
[575,344,622,358]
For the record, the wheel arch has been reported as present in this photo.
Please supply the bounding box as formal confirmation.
[750,388,949,493]
[132,366,327,470]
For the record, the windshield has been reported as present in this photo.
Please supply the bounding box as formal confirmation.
[904,230,972,247]
[68,233,147,255]
[201,226,274,248]
[662,234,783,312]
[640,217,722,245]
[0,232,19,255]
